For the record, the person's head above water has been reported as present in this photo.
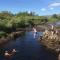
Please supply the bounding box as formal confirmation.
[5,51,8,53]
[12,49,16,52]
[4,51,10,56]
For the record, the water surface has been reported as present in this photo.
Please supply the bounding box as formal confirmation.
[0,31,57,60]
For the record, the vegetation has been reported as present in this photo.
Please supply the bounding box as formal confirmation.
[0,31,7,37]
[0,11,60,59]
[0,11,60,36]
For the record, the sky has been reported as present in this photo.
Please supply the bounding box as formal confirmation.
[0,0,60,16]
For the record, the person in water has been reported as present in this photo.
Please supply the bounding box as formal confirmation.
[33,27,37,33]
[33,27,37,38]
[4,51,12,57]
[12,49,16,53]
[4,49,16,57]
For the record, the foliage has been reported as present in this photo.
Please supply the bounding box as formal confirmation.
[0,31,7,37]
[0,11,60,34]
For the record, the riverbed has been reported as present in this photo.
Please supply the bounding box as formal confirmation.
[0,31,57,60]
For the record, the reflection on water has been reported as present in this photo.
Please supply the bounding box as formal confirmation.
[0,31,57,60]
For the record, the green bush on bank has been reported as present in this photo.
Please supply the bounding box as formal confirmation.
[0,31,7,37]
[0,11,60,33]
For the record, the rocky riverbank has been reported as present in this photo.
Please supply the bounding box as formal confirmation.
[39,25,60,60]
[0,31,24,45]
[0,26,43,45]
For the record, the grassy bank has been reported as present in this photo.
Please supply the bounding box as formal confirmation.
[0,31,24,45]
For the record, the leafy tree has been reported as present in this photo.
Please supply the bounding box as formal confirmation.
[28,19,35,27]
[17,20,26,28]
[0,11,14,20]
[52,14,58,18]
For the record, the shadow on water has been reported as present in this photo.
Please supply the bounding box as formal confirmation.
[0,31,57,60]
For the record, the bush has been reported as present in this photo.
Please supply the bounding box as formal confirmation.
[0,31,7,37]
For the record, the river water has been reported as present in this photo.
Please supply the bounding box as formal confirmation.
[0,31,57,60]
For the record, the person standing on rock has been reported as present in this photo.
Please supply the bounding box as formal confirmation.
[51,25,54,30]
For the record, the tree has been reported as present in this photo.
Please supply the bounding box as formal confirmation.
[28,19,35,27]
[17,20,26,28]
[52,14,58,18]
[0,11,14,20]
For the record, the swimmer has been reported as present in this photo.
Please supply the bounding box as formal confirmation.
[12,49,16,53]
[4,51,12,57]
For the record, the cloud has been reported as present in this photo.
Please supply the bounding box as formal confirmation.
[50,7,54,10]
[41,8,46,11]
[49,2,60,7]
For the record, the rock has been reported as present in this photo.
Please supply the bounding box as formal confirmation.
[40,25,60,60]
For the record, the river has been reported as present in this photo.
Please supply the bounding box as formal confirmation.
[0,31,57,60]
